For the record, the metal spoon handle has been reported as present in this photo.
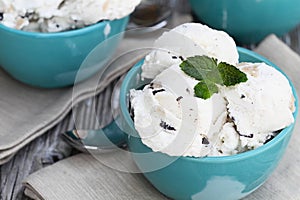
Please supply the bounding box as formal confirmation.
[62,119,127,153]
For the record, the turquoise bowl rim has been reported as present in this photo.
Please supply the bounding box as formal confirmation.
[120,47,298,163]
[0,17,128,38]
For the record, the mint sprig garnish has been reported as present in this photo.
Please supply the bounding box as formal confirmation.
[217,62,248,86]
[180,55,248,99]
[194,80,219,100]
[180,56,219,81]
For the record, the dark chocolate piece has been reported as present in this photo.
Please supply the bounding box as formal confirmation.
[264,135,275,144]
[159,120,176,131]
[152,89,165,95]
[149,83,154,89]
[239,133,254,138]
[202,137,210,145]
[176,96,183,102]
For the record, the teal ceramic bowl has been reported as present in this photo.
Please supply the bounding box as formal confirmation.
[189,0,300,44]
[119,47,298,200]
[0,16,129,88]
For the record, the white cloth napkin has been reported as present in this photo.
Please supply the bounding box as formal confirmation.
[24,153,168,200]
[0,48,142,165]
[23,35,300,200]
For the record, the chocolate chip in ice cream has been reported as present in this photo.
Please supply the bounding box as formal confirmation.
[264,134,275,144]
[160,120,176,131]
[239,133,254,138]
[152,89,165,95]
[202,137,210,145]
[149,82,162,90]
[176,96,183,102]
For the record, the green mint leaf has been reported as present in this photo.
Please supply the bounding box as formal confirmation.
[180,55,248,100]
[217,62,248,86]
[180,55,218,81]
[194,80,218,99]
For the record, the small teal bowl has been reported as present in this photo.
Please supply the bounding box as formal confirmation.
[119,47,298,199]
[189,0,300,44]
[0,16,129,88]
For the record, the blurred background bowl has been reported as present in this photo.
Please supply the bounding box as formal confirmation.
[189,0,300,44]
[0,16,129,88]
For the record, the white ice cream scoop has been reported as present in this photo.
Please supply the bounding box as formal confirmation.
[142,23,239,79]
[0,0,141,32]
[132,64,228,157]
[172,23,239,65]
[132,56,296,157]
[223,62,295,149]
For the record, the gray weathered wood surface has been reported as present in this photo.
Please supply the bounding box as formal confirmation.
[1,9,300,200]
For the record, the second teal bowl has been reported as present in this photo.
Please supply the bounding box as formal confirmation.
[0,16,129,88]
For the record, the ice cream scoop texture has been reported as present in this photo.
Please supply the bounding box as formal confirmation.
[130,23,295,157]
